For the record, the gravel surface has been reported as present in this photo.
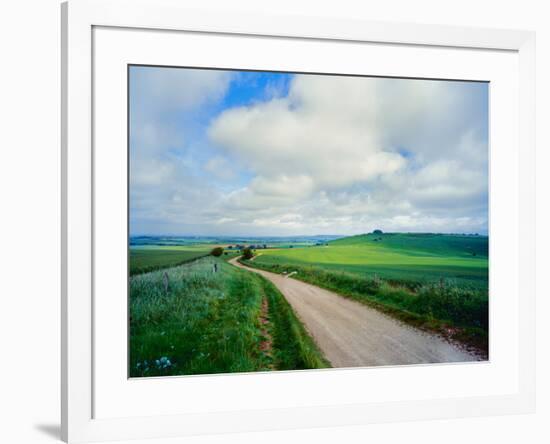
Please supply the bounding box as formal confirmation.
[229,257,479,368]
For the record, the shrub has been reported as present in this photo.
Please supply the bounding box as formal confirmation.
[242,247,254,260]
[210,247,224,257]
[410,283,489,329]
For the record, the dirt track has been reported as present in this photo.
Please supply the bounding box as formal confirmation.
[229,257,479,368]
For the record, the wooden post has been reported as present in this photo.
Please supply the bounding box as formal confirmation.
[163,272,169,294]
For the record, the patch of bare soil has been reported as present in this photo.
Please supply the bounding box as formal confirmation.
[259,297,274,370]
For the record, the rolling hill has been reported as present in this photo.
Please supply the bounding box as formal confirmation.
[252,232,489,289]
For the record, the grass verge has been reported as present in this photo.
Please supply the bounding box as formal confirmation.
[260,277,330,370]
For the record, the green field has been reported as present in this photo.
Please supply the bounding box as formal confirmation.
[245,233,489,353]
[129,233,490,372]
[129,245,211,276]
[253,233,488,289]
[130,256,328,377]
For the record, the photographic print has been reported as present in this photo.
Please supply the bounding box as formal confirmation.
[128,66,489,378]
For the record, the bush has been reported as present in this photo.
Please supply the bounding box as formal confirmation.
[410,283,489,329]
[210,247,224,257]
[242,247,254,260]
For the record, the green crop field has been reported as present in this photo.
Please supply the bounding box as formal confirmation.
[129,256,328,377]
[129,245,211,276]
[253,233,488,289]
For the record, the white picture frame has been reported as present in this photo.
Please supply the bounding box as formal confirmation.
[61,0,536,442]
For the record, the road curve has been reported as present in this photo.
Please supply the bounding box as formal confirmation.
[229,257,479,368]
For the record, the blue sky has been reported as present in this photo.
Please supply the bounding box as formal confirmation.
[129,66,488,236]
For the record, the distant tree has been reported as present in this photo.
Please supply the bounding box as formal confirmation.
[242,247,254,260]
[210,247,224,257]
[373,229,383,235]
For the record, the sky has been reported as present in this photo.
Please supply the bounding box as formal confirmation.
[129,66,489,237]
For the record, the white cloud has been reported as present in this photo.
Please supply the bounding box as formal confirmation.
[130,68,488,235]
[205,75,488,234]
[209,77,410,194]
[129,67,234,234]
[130,67,232,167]
[131,67,231,113]
[204,156,236,181]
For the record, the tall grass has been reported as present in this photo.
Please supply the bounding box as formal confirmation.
[130,257,328,377]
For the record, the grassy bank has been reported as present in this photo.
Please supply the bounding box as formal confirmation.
[241,259,488,355]
[129,256,328,377]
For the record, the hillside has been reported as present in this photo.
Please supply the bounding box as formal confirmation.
[252,232,489,290]
[330,232,488,258]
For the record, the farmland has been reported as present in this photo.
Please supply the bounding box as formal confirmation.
[129,256,328,377]
[128,234,341,276]
[129,232,489,375]
[129,246,211,276]
[253,233,488,289]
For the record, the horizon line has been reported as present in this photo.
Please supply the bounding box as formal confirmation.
[129,231,489,238]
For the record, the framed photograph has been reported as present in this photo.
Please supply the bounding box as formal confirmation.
[61,0,536,442]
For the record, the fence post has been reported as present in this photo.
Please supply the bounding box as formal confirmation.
[163,272,169,294]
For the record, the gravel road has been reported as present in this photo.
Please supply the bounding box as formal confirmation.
[229,257,480,368]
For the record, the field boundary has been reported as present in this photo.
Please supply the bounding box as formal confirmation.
[129,252,210,276]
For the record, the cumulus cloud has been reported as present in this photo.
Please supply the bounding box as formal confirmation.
[129,67,234,234]
[131,66,231,114]
[130,67,488,236]
[206,74,488,234]
[209,76,410,193]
